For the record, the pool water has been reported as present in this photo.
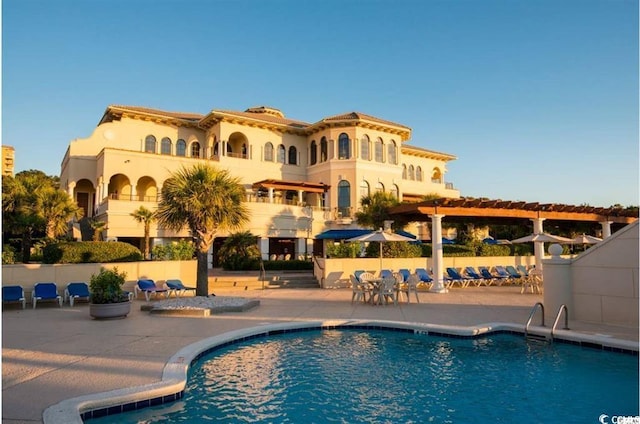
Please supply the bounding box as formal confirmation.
[88,329,639,423]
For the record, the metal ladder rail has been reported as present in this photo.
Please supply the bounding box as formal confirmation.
[551,304,569,340]
[524,302,545,338]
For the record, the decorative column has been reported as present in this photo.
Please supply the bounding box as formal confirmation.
[531,218,545,270]
[260,237,270,261]
[298,190,304,205]
[600,221,612,239]
[429,214,448,293]
[268,187,274,203]
[67,181,76,197]
[101,179,107,201]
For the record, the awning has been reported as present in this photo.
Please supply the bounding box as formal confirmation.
[252,179,330,193]
[315,229,417,240]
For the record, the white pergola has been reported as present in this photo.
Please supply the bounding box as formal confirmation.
[390,198,638,293]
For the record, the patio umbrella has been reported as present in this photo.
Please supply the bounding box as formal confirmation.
[510,233,573,244]
[347,229,415,270]
[510,232,572,271]
[570,234,602,245]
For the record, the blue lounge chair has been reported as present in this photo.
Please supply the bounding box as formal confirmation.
[32,282,63,308]
[354,270,366,283]
[165,279,196,297]
[464,266,488,286]
[134,279,170,301]
[65,282,90,306]
[478,267,506,286]
[3,285,26,309]
[398,269,411,282]
[516,265,530,278]
[415,268,433,283]
[505,266,524,283]
[493,266,514,284]
[380,269,393,279]
[445,268,471,288]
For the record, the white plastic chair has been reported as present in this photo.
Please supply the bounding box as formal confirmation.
[397,273,420,303]
[349,275,371,304]
[375,277,397,305]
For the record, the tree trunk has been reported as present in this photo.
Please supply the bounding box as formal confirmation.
[144,225,150,260]
[196,249,209,296]
[21,233,31,263]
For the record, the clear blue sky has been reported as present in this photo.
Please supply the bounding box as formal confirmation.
[3,0,638,207]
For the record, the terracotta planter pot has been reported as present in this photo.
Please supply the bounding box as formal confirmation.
[89,301,131,319]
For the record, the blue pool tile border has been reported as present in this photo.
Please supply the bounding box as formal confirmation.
[47,320,637,423]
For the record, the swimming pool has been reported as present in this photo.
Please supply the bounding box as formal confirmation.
[84,324,639,423]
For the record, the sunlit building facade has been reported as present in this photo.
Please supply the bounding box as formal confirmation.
[2,145,15,177]
[60,105,459,264]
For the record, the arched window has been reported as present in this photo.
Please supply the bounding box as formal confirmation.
[310,141,317,165]
[241,143,247,158]
[338,133,350,159]
[277,145,286,163]
[387,140,397,165]
[337,180,351,217]
[176,139,186,156]
[160,137,171,155]
[416,166,423,181]
[359,180,370,199]
[191,142,201,158]
[360,135,370,160]
[390,184,399,199]
[213,142,219,157]
[264,142,274,162]
[375,182,384,193]
[288,146,297,165]
[374,138,384,162]
[432,168,442,183]
[144,135,156,153]
[402,164,407,179]
[320,137,328,162]
[408,165,415,180]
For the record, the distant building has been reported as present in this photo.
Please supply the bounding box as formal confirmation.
[60,105,460,264]
[2,145,15,177]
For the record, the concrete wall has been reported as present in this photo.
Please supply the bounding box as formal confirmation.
[316,255,537,288]
[544,221,638,328]
[2,260,197,300]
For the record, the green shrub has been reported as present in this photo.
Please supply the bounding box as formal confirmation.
[422,243,514,257]
[512,244,534,256]
[152,239,195,261]
[2,245,16,264]
[327,242,362,258]
[477,244,512,256]
[42,241,143,264]
[263,260,313,271]
[217,232,262,270]
[364,242,422,258]
[89,267,129,304]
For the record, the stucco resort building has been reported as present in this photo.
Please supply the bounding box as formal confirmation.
[60,105,459,265]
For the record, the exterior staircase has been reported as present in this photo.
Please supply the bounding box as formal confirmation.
[209,269,319,291]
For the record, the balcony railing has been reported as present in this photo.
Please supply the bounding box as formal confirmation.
[108,193,158,202]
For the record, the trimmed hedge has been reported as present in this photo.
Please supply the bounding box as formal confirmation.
[42,241,143,264]
[262,260,313,271]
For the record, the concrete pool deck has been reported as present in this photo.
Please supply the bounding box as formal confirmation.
[2,285,638,423]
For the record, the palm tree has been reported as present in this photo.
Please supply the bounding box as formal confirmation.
[90,219,107,241]
[156,164,250,296]
[2,171,61,262]
[355,191,408,231]
[130,206,155,259]
[37,187,83,239]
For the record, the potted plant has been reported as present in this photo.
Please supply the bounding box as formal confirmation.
[89,267,131,319]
